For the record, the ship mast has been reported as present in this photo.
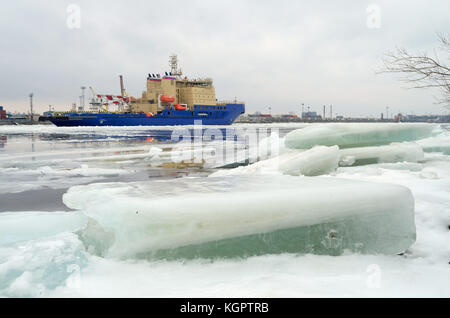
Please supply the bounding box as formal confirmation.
[169,54,182,78]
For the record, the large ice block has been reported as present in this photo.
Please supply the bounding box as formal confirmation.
[210,146,339,177]
[285,123,437,149]
[339,142,424,167]
[63,177,416,259]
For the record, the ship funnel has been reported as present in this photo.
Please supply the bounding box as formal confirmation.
[119,75,125,97]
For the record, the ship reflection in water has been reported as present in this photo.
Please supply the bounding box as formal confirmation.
[0,125,295,212]
[0,135,6,148]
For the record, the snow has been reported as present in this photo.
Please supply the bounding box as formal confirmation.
[0,123,449,297]
[47,253,449,298]
[285,123,438,149]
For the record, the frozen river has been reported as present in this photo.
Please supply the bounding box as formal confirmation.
[0,123,449,297]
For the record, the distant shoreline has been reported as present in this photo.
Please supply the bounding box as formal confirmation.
[236,116,450,124]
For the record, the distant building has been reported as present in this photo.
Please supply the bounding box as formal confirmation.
[302,111,321,120]
[248,112,272,118]
[405,114,450,123]
[0,106,6,120]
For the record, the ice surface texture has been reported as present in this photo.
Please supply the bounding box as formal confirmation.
[285,123,438,149]
[63,177,416,259]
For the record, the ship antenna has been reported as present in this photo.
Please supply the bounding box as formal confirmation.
[169,54,182,78]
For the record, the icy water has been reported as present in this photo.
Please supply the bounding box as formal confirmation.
[0,123,449,297]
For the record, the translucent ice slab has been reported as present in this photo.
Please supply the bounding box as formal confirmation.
[63,176,416,259]
[0,212,87,245]
[339,143,424,166]
[285,123,438,149]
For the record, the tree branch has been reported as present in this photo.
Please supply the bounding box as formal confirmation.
[380,34,450,109]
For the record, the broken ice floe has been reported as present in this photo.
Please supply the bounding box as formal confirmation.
[210,146,339,177]
[416,134,450,155]
[338,142,424,167]
[285,123,438,149]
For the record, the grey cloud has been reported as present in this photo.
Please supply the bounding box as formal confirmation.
[0,0,449,116]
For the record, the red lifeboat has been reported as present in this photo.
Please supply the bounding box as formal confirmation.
[160,94,175,103]
[174,104,187,110]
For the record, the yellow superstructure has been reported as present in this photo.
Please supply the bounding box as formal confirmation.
[130,55,217,113]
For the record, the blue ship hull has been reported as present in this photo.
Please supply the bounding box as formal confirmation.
[47,104,245,127]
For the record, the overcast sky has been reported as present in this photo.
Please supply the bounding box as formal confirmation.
[1,0,449,117]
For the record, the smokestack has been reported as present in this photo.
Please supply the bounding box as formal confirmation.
[323,105,326,119]
[29,93,33,121]
[330,105,333,119]
[80,86,86,111]
[119,75,125,96]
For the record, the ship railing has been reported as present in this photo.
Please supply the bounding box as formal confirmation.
[217,100,245,105]
[53,110,128,115]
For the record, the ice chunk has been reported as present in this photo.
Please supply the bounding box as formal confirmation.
[63,177,416,259]
[339,143,424,167]
[210,146,339,177]
[277,146,339,176]
[416,134,450,155]
[0,212,87,245]
[0,233,88,297]
[285,123,438,149]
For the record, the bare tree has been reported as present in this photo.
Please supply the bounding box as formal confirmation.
[381,34,450,108]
